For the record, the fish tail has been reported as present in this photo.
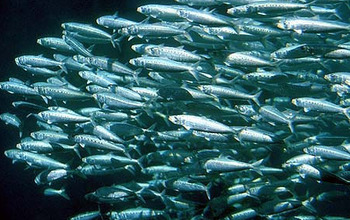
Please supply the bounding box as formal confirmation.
[251,158,263,176]
[247,193,260,201]
[73,169,87,180]
[344,107,350,120]
[73,144,82,159]
[184,31,193,42]
[132,112,147,127]
[335,3,350,21]
[137,156,145,169]
[302,199,317,215]
[59,63,68,74]
[111,34,123,51]
[125,164,136,175]
[189,69,200,81]
[205,188,211,200]
[133,68,142,85]
[58,187,70,200]
[252,167,263,176]
[288,120,295,133]
[252,90,262,106]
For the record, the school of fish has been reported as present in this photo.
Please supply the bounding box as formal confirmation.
[2,0,350,219]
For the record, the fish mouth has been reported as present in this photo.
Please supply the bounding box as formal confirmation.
[276,22,285,30]
[14,58,21,65]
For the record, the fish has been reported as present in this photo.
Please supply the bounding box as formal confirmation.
[203,157,262,174]
[199,84,262,105]
[4,149,69,169]
[225,52,274,67]
[227,2,308,17]
[2,0,350,219]
[96,15,137,29]
[119,23,191,41]
[277,17,350,34]
[15,55,68,73]
[37,109,91,124]
[63,35,93,57]
[61,22,114,46]
[73,134,126,153]
[168,114,233,133]
[131,44,206,63]
[35,84,92,103]
[292,97,350,120]
[37,37,75,53]
[137,4,190,21]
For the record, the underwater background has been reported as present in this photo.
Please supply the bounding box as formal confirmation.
[1,0,350,219]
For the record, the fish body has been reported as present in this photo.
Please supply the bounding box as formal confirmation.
[130,56,196,72]
[177,8,232,25]
[78,71,116,87]
[228,2,307,16]
[82,154,138,167]
[292,97,350,119]
[277,17,350,33]
[93,92,145,109]
[16,140,54,153]
[87,56,137,76]
[225,52,273,67]
[35,85,91,101]
[0,81,39,96]
[119,23,189,39]
[199,85,261,105]
[0,113,21,128]
[74,134,125,153]
[15,55,65,70]
[63,35,93,57]
[304,145,350,160]
[169,114,233,133]
[96,15,137,29]
[204,157,259,173]
[137,4,190,21]
[61,22,112,39]
[4,149,69,169]
[37,110,91,124]
[37,37,75,53]
[109,208,166,220]
[132,44,203,62]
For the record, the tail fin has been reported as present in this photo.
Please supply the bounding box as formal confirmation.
[335,3,350,21]
[302,199,317,215]
[111,34,124,51]
[287,120,295,133]
[188,69,200,81]
[59,63,68,74]
[252,90,262,106]
[251,159,264,176]
[44,187,70,200]
[133,69,142,85]
[343,107,350,120]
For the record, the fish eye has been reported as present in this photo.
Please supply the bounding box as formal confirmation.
[149,47,159,55]
[143,7,151,14]
[178,9,187,17]
[138,6,147,14]
[132,58,143,66]
[169,116,179,124]
[128,26,137,34]
[246,6,256,13]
